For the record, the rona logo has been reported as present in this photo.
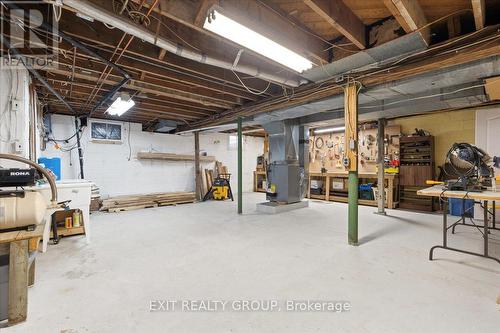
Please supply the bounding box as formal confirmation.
[10,171,30,176]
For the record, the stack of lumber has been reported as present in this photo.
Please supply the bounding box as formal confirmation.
[90,184,102,212]
[101,192,195,212]
[199,161,230,198]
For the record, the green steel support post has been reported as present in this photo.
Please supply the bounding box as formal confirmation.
[237,117,243,214]
[348,171,359,245]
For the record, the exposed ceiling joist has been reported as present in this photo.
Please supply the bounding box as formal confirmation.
[383,0,429,45]
[131,0,329,63]
[193,0,217,28]
[303,0,366,49]
[471,0,486,30]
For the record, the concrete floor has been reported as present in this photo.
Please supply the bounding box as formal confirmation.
[3,193,500,333]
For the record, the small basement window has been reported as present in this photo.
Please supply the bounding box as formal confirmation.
[90,121,122,143]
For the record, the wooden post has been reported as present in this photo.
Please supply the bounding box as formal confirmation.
[194,131,202,201]
[376,118,386,215]
[8,240,29,324]
[28,259,36,287]
[344,83,359,246]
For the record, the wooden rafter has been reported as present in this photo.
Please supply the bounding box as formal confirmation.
[471,0,486,30]
[303,0,366,49]
[383,0,429,45]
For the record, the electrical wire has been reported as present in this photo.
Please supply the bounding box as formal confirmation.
[52,3,62,22]
[231,70,271,95]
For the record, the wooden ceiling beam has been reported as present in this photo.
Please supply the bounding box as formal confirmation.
[36,79,223,113]
[56,18,275,95]
[40,92,214,118]
[44,98,204,120]
[54,56,251,105]
[303,0,366,49]
[39,67,233,109]
[383,0,429,45]
[471,0,486,30]
[185,30,500,129]
[130,0,329,64]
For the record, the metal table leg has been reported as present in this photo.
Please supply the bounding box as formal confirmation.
[429,199,500,264]
[484,200,489,257]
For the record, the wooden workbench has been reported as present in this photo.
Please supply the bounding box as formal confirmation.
[308,172,399,209]
[0,223,44,325]
[417,185,499,263]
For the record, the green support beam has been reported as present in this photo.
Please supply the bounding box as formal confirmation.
[348,171,359,245]
[237,117,243,214]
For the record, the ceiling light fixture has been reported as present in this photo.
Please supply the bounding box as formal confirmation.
[313,126,345,134]
[106,93,135,116]
[203,9,313,73]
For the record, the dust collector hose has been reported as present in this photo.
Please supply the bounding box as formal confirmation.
[0,154,58,203]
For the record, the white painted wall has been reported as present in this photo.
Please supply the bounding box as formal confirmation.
[475,106,500,217]
[0,67,31,165]
[40,115,263,197]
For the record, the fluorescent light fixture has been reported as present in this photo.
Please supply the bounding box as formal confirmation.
[204,10,313,73]
[106,93,135,116]
[313,126,345,134]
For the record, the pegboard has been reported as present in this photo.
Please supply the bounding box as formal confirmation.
[309,125,400,174]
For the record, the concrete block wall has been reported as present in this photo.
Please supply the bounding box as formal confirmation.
[41,115,264,197]
[390,109,476,174]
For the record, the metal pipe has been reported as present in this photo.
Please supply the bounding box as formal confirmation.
[74,117,84,179]
[237,117,243,214]
[376,118,386,215]
[62,0,304,87]
[0,154,58,204]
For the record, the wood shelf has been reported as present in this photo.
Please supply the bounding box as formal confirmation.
[253,170,267,193]
[137,152,215,162]
[307,173,399,209]
[51,226,85,238]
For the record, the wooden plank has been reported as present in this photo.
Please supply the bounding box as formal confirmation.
[417,185,500,200]
[471,0,486,30]
[108,204,158,213]
[0,224,45,245]
[8,240,28,325]
[485,76,500,100]
[193,0,217,27]
[303,0,366,49]
[137,152,216,162]
[51,226,86,238]
[383,0,429,45]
